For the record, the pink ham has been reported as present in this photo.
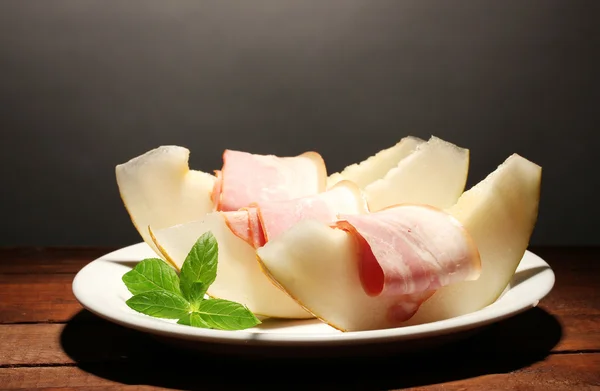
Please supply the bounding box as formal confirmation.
[386,291,436,324]
[214,150,327,211]
[254,181,368,242]
[222,181,367,249]
[221,209,265,249]
[222,210,253,247]
[336,205,481,298]
[244,207,266,248]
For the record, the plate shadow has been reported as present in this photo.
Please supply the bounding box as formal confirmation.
[60,307,562,390]
[509,266,552,289]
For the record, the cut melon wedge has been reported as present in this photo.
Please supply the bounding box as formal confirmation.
[149,213,312,319]
[327,136,424,188]
[256,153,541,330]
[256,204,481,332]
[365,136,469,211]
[115,146,216,260]
[401,153,542,325]
[257,221,368,330]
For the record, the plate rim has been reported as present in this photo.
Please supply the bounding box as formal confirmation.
[72,243,555,347]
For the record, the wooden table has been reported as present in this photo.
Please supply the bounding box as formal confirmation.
[0,247,598,390]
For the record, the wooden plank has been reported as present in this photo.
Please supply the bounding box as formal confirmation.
[531,248,600,351]
[0,303,597,367]
[0,246,596,276]
[0,251,598,352]
[0,353,598,390]
[0,366,160,390]
[0,324,70,365]
[0,321,153,366]
[534,248,600,311]
[0,274,81,323]
[1,245,591,275]
[411,354,600,390]
[0,248,596,390]
[0,247,113,274]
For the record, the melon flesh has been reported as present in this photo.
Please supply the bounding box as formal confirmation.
[256,153,541,330]
[115,146,215,259]
[149,213,312,319]
[258,220,394,331]
[256,204,480,332]
[327,136,424,189]
[401,153,542,325]
[365,136,469,212]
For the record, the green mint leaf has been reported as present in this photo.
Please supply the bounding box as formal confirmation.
[126,291,191,319]
[192,299,261,330]
[177,312,211,328]
[121,231,261,331]
[122,258,182,296]
[180,231,218,300]
[188,281,207,311]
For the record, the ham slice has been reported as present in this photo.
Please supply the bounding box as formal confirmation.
[245,207,266,248]
[222,210,253,247]
[222,209,265,249]
[222,181,368,248]
[336,205,481,298]
[255,181,368,242]
[385,290,436,324]
[256,210,480,331]
[214,150,327,211]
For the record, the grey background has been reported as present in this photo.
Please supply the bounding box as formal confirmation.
[0,1,598,247]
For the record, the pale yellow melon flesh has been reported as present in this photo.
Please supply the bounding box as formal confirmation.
[365,136,469,212]
[149,213,313,319]
[401,153,542,325]
[116,146,215,261]
[257,153,541,330]
[257,220,389,331]
[327,136,424,189]
[256,204,480,332]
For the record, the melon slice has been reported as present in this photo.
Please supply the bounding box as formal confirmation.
[256,153,541,330]
[327,136,424,188]
[149,213,312,319]
[257,221,367,329]
[256,204,480,332]
[115,146,216,260]
[365,136,469,211]
[401,153,542,325]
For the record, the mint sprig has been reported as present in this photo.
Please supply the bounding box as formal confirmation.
[179,232,218,300]
[122,258,181,296]
[126,290,190,319]
[122,231,261,330]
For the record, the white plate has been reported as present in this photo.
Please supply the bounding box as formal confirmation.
[72,243,555,355]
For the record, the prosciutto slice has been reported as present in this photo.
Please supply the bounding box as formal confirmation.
[222,181,367,248]
[222,210,254,247]
[214,150,327,211]
[336,205,481,298]
[255,181,368,242]
[245,207,265,248]
[222,209,265,249]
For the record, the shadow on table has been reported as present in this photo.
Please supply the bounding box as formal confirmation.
[60,306,562,390]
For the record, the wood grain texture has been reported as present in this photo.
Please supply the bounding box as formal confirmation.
[0,367,151,390]
[1,247,598,348]
[0,274,81,323]
[0,247,112,274]
[0,246,598,390]
[0,354,598,390]
[410,354,600,391]
[0,305,577,366]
